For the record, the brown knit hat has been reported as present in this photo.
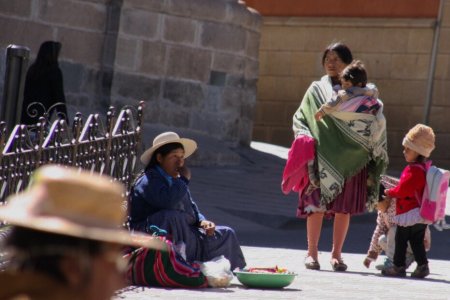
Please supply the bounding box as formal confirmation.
[402,124,435,158]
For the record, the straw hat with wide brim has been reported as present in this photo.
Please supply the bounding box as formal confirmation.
[0,165,166,251]
[140,131,197,166]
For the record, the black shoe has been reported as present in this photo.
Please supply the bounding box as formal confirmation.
[381,265,406,277]
[411,264,430,279]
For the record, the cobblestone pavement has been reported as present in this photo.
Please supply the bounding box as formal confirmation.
[116,141,450,300]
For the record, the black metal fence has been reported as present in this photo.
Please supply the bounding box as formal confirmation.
[0,101,144,205]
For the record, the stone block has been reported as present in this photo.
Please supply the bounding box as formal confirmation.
[226,1,261,31]
[191,111,226,137]
[57,28,104,66]
[290,51,320,77]
[238,118,253,145]
[221,87,242,113]
[212,52,245,74]
[112,72,161,101]
[259,102,287,125]
[123,0,165,11]
[163,15,197,44]
[166,46,212,82]
[390,54,429,79]
[38,0,106,31]
[274,76,303,102]
[226,75,246,89]
[432,79,450,105]
[442,1,450,28]
[259,25,307,51]
[120,8,160,39]
[162,79,205,108]
[244,58,259,80]
[407,28,434,54]
[429,106,450,133]
[158,101,191,128]
[115,38,139,71]
[245,31,261,59]
[0,18,53,52]
[204,85,223,112]
[375,79,426,106]
[256,76,277,100]
[383,104,424,131]
[59,61,84,93]
[435,54,449,79]
[433,133,450,167]
[0,0,32,17]
[359,53,392,80]
[166,0,227,22]
[200,22,246,53]
[252,125,269,142]
[438,28,450,54]
[270,126,294,147]
[260,51,292,76]
[139,41,166,76]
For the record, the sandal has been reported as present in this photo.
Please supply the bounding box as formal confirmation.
[304,256,320,270]
[331,258,347,272]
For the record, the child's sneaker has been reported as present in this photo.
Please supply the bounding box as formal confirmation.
[381,265,406,277]
[410,264,430,279]
[375,257,393,271]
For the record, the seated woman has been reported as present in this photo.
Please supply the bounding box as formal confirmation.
[128,131,246,270]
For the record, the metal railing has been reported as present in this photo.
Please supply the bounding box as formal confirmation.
[0,101,145,205]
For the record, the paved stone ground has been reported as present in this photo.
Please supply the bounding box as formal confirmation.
[115,140,450,300]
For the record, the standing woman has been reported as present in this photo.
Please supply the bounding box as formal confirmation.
[291,42,388,271]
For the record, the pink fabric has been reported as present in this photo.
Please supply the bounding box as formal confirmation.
[281,135,315,195]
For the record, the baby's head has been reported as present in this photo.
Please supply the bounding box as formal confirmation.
[340,60,367,89]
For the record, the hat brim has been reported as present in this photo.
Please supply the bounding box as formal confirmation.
[0,197,167,251]
[140,138,197,166]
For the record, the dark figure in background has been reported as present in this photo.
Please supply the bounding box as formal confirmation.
[22,41,68,126]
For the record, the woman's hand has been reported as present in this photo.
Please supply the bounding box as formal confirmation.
[178,166,191,180]
[200,220,216,236]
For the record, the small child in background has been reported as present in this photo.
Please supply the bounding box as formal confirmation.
[363,185,431,271]
[315,60,379,121]
[382,124,435,278]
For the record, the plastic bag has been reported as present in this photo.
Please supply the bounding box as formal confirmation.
[199,255,234,288]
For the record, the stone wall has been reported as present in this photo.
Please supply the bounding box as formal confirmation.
[0,0,261,146]
[111,0,261,146]
[252,6,450,170]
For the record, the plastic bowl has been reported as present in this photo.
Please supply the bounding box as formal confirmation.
[234,270,297,289]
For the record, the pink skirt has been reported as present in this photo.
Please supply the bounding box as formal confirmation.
[297,167,368,218]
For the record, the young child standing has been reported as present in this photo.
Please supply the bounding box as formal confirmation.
[363,192,431,271]
[382,124,435,278]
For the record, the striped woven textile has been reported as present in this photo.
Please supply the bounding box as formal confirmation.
[126,240,208,288]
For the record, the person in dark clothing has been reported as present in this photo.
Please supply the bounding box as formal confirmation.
[22,41,68,126]
[129,131,246,270]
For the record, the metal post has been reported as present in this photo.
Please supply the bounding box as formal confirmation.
[0,45,30,131]
[423,0,444,125]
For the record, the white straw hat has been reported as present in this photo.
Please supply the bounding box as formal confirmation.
[140,131,197,166]
[0,165,166,250]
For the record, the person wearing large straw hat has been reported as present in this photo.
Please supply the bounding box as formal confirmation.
[0,165,166,300]
[129,131,246,270]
